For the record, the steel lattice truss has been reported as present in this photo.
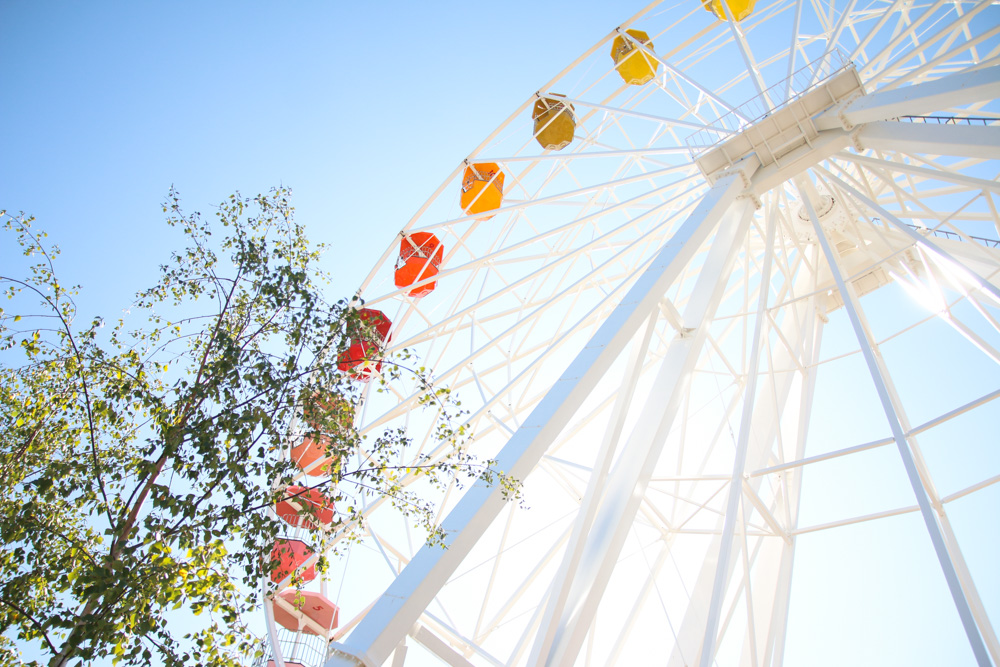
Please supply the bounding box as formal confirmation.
[261,1,1000,665]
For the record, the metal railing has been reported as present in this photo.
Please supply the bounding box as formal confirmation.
[872,218,1000,248]
[897,115,996,126]
[252,628,328,667]
[904,223,1000,248]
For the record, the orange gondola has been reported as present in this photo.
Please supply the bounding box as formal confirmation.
[272,589,340,637]
[274,486,336,531]
[460,163,504,220]
[270,539,316,584]
[394,232,443,298]
[291,394,353,475]
[289,435,336,475]
[337,308,391,381]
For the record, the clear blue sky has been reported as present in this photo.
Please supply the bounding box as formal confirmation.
[2,0,638,320]
[0,2,647,663]
[3,2,998,666]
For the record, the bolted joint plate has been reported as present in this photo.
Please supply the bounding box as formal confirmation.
[325,644,374,667]
[707,155,763,208]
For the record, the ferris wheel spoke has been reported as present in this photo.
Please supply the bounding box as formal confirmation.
[835,160,988,234]
[667,303,821,666]
[605,539,674,664]
[474,146,694,166]
[847,0,905,65]
[823,168,1000,299]
[870,150,1000,196]
[406,622,481,667]
[942,309,1000,365]
[531,314,660,661]
[807,0,860,87]
[533,201,757,666]
[385,243,643,348]
[471,513,575,644]
[365,257,669,436]
[862,0,953,80]
[869,0,996,87]
[856,120,1000,160]
[519,164,587,214]
[929,2,989,62]
[561,95,727,132]
[818,67,999,132]
[904,24,1000,88]
[635,31,749,121]
[794,502,923,535]
[696,212,776,667]
[388,192,702,357]
[723,9,773,104]
[944,470,1000,504]
[804,178,995,665]
[399,163,697,242]
[757,382,1000,484]
[784,0,810,99]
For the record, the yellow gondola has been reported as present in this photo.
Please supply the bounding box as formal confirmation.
[702,0,756,22]
[610,29,659,86]
[533,95,576,151]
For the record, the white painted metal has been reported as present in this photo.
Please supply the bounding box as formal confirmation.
[536,196,757,666]
[698,212,777,667]
[326,169,750,667]
[800,181,992,666]
[258,1,1000,665]
[857,122,1000,160]
[665,254,825,667]
[814,65,1000,130]
[409,627,475,667]
[527,312,658,664]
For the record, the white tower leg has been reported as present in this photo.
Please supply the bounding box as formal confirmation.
[326,169,757,667]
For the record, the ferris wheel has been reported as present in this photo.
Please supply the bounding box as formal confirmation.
[260,0,1000,665]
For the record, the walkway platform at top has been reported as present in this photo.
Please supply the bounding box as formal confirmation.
[688,52,865,184]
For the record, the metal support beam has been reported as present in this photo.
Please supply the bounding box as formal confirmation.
[857,121,1000,161]
[698,212,777,667]
[536,195,757,666]
[324,167,753,667]
[666,246,824,667]
[527,311,659,663]
[822,170,1000,305]
[409,626,475,667]
[390,643,407,667]
[799,182,993,667]
[816,65,1000,130]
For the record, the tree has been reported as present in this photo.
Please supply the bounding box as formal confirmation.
[0,188,513,666]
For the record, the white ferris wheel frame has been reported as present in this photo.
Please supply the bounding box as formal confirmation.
[259,1,1000,666]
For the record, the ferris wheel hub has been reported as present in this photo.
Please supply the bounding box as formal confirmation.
[793,194,847,242]
[694,65,865,189]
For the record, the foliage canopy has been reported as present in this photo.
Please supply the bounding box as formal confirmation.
[0,188,509,666]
